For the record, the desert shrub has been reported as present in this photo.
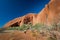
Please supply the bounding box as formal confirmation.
[8,27,19,30]
[47,37,56,40]
[7,22,60,32]
[7,23,49,32]
[31,23,46,32]
[47,22,60,31]
[7,24,32,31]
[19,24,29,31]
[47,36,57,40]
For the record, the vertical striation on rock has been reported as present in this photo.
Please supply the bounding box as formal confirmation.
[37,0,60,25]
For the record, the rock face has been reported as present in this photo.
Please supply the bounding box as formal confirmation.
[36,0,60,25]
[4,0,60,28]
[4,13,37,28]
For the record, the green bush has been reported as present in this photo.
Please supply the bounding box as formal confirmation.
[31,23,44,31]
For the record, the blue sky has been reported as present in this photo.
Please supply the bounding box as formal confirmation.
[0,0,50,28]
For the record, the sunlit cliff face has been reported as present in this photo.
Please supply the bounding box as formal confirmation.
[37,0,60,25]
[48,0,60,24]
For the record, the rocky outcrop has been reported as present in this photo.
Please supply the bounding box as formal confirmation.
[4,0,60,28]
[36,0,60,25]
[4,13,37,28]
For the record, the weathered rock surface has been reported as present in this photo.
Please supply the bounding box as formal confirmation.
[4,13,37,28]
[4,0,60,27]
[37,0,60,25]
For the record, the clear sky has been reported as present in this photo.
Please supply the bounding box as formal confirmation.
[0,0,50,28]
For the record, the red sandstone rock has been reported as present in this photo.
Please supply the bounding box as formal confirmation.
[4,0,60,28]
[36,0,60,25]
[4,13,37,28]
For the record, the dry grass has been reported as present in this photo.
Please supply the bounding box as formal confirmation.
[0,23,60,40]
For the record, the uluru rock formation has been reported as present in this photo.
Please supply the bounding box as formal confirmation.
[4,13,37,28]
[4,0,60,28]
